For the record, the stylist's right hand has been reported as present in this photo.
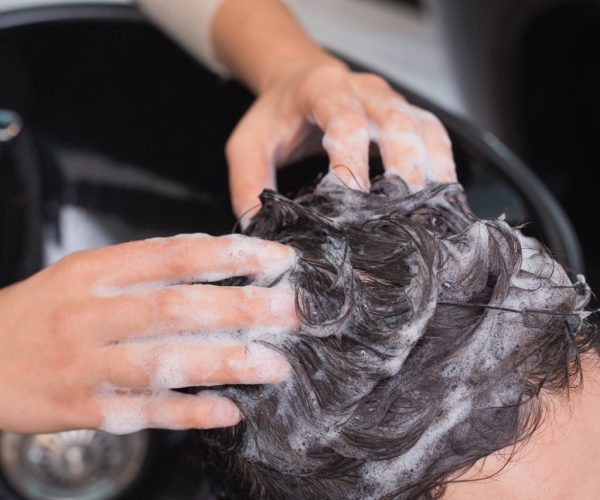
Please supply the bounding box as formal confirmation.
[0,234,296,435]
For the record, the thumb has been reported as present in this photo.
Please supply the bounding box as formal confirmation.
[226,123,277,229]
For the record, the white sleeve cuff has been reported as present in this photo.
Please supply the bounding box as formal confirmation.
[136,0,230,77]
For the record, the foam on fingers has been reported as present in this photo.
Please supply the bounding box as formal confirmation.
[149,284,297,334]
[97,280,298,344]
[362,97,428,189]
[323,127,371,191]
[417,111,457,184]
[95,386,242,434]
[109,336,292,389]
[358,92,456,189]
[147,341,291,388]
[92,233,296,295]
[379,131,428,190]
[314,95,371,191]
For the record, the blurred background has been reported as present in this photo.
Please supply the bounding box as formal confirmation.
[0,0,599,499]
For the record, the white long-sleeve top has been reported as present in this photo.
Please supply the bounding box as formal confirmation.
[136,0,229,76]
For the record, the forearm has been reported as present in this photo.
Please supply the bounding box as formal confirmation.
[138,0,342,94]
[137,0,229,74]
[212,0,342,94]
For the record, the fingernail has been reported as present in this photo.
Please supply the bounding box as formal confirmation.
[212,398,242,427]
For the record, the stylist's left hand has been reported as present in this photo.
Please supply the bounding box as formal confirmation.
[226,62,457,223]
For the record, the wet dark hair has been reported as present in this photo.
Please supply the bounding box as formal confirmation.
[196,174,599,499]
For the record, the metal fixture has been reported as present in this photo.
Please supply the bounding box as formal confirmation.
[0,110,22,144]
[0,430,149,500]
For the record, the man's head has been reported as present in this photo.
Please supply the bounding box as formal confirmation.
[198,174,598,499]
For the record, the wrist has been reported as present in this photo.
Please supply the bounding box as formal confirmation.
[258,52,347,94]
[212,0,347,95]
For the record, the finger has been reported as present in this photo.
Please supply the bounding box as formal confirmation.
[226,108,277,224]
[361,95,429,190]
[309,94,371,190]
[98,285,297,342]
[96,389,242,433]
[348,74,428,189]
[88,234,295,294]
[415,109,457,184]
[106,341,291,389]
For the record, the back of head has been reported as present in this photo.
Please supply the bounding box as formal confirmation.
[197,174,598,500]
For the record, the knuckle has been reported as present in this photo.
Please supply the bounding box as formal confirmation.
[303,64,346,89]
[233,289,256,325]
[315,91,344,113]
[52,348,77,374]
[47,385,83,414]
[55,250,93,281]
[154,288,181,318]
[340,96,367,115]
[43,347,82,394]
[164,259,189,279]
[237,308,254,327]
[329,109,369,134]
[179,409,199,429]
[422,117,446,137]
[161,242,193,278]
[356,72,390,91]
[51,301,84,338]
[382,112,419,133]
[106,347,146,387]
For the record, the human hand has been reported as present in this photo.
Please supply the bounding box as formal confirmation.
[0,234,296,434]
[226,63,457,223]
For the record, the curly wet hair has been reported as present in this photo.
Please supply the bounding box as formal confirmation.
[195,174,599,500]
